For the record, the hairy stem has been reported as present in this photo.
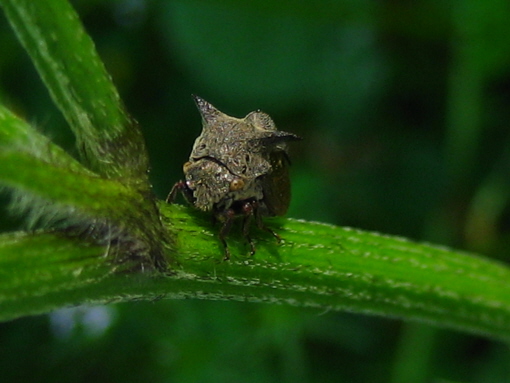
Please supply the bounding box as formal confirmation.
[0,0,147,178]
[1,204,509,343]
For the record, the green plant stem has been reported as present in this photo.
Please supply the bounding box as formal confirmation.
[390,323,436,383]
[0,151,137,218]
[1,203,509,343]
[0,145,171,270]
[0,101,169,270]
[446,9,483,187]
[0,0,147,178]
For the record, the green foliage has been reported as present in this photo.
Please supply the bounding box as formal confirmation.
[1,0,510,382]
[0,106,131,217]
[0,0,169,270]
[1,0,143,178]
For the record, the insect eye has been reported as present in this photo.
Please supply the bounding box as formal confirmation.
[229,178,245,191]
[183,161,192,173]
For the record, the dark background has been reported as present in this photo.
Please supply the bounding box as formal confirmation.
[1,0,510,381]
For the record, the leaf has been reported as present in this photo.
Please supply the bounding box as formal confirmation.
[0,0,147,178]
[0,104,93,174]
[0,104,170,269]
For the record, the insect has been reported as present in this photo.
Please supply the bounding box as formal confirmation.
[167,95,301,259]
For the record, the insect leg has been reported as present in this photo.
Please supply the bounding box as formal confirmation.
[218,208,235,260]
[241,201,256,255]
[166,180,195,204]
[255,208,282,243]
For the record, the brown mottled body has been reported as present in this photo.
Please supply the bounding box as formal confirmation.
[167,96,300,259]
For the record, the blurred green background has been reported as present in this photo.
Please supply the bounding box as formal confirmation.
[1,0,510,382]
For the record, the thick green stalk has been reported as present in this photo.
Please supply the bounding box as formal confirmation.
[0,105,170,270]
[0,1,170,269]
[1,203,509,343]
[0,105,91,174]
[0,106,139,222]
[0,0,147,178]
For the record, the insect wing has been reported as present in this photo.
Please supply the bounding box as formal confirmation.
[260,151,292,217]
